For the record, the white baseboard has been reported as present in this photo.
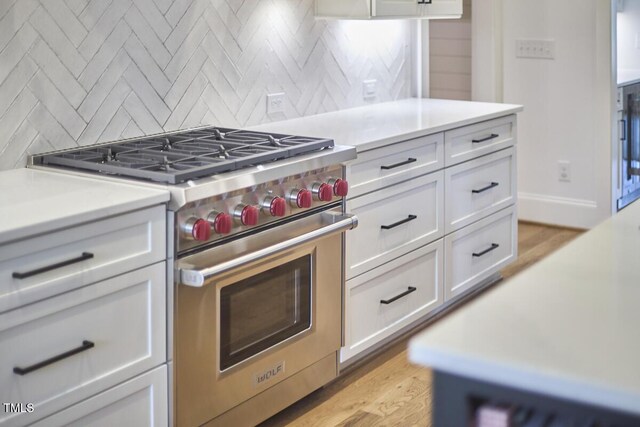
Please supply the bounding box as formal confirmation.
[518,192,607,229]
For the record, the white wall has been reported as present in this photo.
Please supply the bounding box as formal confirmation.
[617,0,640,70]
[502,0,615,228]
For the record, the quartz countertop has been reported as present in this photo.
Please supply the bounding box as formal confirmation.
[618,68,640,87]
[0,168,169,245]
[409,200,640,416]
[252,98,523,152]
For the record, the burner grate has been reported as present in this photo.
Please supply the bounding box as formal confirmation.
[33,126,333,184]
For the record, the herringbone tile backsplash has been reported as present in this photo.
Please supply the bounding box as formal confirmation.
[0,0,413,170]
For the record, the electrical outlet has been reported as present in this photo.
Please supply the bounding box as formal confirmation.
[267,93,285,114]
[516,39,555,60]
[363,79,377,100]
[558,161,571,182]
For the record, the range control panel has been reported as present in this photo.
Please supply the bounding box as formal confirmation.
[176,165,348,253]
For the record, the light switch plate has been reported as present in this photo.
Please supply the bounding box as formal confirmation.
[267,93,285,114]
[558,160,571,182]
[363,79,377,99]
[516,39,555,60]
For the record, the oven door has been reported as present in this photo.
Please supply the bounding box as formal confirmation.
[218,251,312,372]
[175,212,356,427]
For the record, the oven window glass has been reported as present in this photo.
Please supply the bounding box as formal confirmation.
[219,255,311,370]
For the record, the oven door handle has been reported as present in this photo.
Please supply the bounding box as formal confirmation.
[179,213,358,287]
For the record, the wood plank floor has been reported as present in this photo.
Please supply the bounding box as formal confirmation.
[259,222,584,427]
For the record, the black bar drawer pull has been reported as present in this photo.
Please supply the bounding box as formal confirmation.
[472,182,499,194]
[472,133,499,143]
[12,252,94,279]
[381,215,418,230]
[13,340,95,376]
[381,158,417,170]
[380,287,417,305]
[472,243,500,258]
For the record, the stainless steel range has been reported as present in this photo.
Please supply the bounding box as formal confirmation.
[29,126,357,427]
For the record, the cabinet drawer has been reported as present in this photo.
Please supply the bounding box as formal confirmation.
[30,366,168,427]
[444,115,515,166]
[0,206,166,313]
[444,206,517,301]
[346,171,444,279]
[0,263,166,426]
[445,147,516,233]
[348,133,443,198]
[342,240,444,362]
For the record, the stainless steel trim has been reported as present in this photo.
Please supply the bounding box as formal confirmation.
[166,145,356,210]
[179,213,357,286]
[201,353,337,427]
[617,186,640,210]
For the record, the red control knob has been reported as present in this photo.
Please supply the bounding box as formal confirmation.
[191,218,211,241]
[290,189,312,208]
[236,204,259,226]
[208,212,232,234]
[269,197,286,217]
[332,179,349,197]
[314,183,333,202]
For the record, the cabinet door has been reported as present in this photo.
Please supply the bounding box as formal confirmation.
[423,0,462,18]
[444,147,516,233]
[444,206,516,300]
[315,0,372,18]
[0,205,166,313]
[342,240,444,362]
[373,0,420,17]
[0,263,166,426]
[346,171,444,279]
[30,366,168,427]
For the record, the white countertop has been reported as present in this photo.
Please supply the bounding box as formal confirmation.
[409,202,640,415]
[0,168,169,245]
[618,68,640,87]
[253,98,522,152]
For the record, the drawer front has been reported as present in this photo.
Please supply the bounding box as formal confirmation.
[444,115,516,166]
[445,147,516,233]
[0,206,166,313]
[348,133,443,198]
[342,240,444,362]
[30,366,168,427]
[0,263,166,426]
[444,206,517,301]
[346,171,444,279]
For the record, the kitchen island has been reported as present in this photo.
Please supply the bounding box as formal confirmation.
[409,199,640,425]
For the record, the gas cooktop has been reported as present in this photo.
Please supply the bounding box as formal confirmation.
[30,127,334,184]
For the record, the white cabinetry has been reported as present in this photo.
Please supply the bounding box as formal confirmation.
[343,241,443,361]
[444,206,516,300]
[0,205,168,426]
[30,366,168,427]
[346,171,444,279]
[444,147,516,233]
[0,206,166,313]
[374,0,420,17]
[342,115,518,364]
[315,0,462,19]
